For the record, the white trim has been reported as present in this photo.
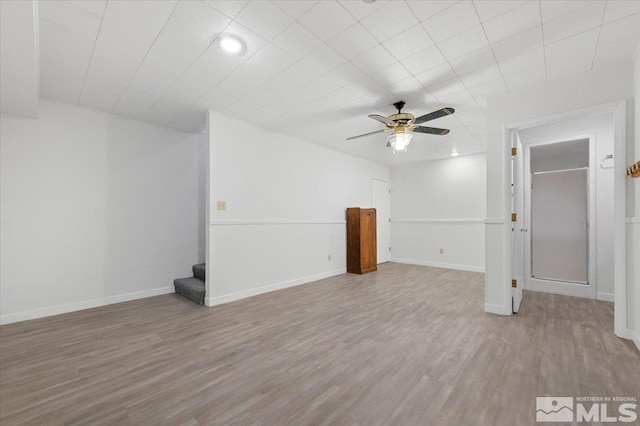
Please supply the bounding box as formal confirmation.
[392,218,484,224]
[596,292,615,302]
[615,329,639,352]
[205,112,212,319]
[505,101,625,131]
[616,328,634,340]
[633,331,640,352]
[0,286,174,325]
[612,101,627,339]
[210,220,346,226]
[526,279,595,299]
[626,217,640,224]
[484,303,510,316]
[391,257,485,273]
[502,127,514,313]
[371,177,390,183]
[206,268,346,306]
[484,218,506,224]
[33,0,41,99]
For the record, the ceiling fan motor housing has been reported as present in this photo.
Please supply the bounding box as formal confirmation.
[388,112,414,125]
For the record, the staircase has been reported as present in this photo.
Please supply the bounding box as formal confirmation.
[174,263,205,305]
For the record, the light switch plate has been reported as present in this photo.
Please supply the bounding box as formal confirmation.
[217,201,226,211]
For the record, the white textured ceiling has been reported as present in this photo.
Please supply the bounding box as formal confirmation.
[37,0,640,165]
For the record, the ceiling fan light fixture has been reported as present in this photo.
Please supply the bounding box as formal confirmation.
[451,151,460,157]
[218,35,245,55]
[346,103,454,153]
[388,128,412,154]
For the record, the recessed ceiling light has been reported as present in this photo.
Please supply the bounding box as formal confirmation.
[218,35,245,55]
[451,151,460,157]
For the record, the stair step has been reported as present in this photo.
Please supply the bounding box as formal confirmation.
[174,277,205,305]
[192,263,205,281]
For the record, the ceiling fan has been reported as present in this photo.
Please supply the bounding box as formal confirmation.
[347,101,454,153]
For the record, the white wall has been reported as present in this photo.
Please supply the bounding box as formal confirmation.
[486,62,635,333]
[207,111,390,305]
[631,46,640,349]
[390,153,486,272]
[518,113,615,300]
[0,100,206,324]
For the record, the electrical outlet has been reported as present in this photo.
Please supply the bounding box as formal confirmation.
[328,254,331,261]
[439,248,444,255]
[216,201,226,211]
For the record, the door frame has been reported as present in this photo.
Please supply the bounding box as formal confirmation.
[505,100,627,339]
[522,135,597,299]
[371,177,391,264]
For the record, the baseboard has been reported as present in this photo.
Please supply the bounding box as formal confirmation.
[206,268,346,306]
[484,303,511,316]
[391,257,485,273]
[617,329,640,350]
[596,292,615,302]
[0,286,174,325]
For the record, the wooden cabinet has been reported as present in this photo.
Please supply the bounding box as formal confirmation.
[346,208,377,274]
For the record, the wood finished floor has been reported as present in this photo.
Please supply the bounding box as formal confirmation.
[1,263,638,425]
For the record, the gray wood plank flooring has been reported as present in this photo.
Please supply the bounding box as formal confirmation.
[1,263,638,425]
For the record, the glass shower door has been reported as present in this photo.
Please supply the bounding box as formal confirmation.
[530,168,588,284]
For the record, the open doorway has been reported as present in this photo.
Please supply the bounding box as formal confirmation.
[526,138,596,299]
[511,111,617,312]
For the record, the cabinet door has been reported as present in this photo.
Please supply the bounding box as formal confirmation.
[360,210,377,271]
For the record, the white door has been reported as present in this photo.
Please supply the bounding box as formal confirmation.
[531,169,588,282]
[511,132,524,313]
[372,179,391,264]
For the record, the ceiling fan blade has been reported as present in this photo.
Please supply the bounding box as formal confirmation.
[346,128,389,140]
[413,126,450,135]
[413,107,455,124]
[368,114,396,126]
